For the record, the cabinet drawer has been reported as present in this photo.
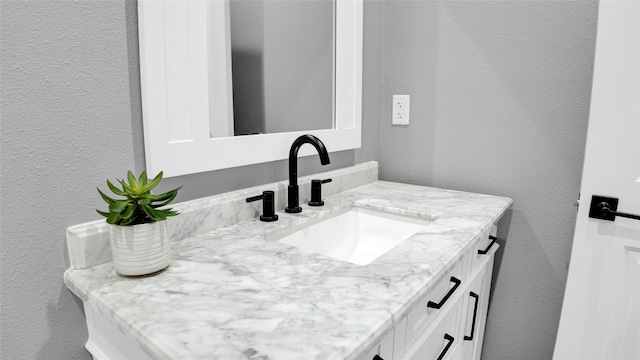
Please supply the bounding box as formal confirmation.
[470,225,497,274]
[405,295,463,360]
[404,257,465,350]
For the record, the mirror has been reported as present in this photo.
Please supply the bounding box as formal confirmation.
[138,0,362,177]
[229,0,335,136]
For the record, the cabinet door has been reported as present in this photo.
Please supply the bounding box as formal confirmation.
[459,245,497,360]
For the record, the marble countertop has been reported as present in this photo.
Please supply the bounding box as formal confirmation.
[64,180,512,360]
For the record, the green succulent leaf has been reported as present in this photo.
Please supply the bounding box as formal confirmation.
[140,171,163,194]
[120,204,136,219]
[97,188,116,204]
[106,180,127,196]
[127,171,138,190]
[142,193,168,201]
[161,209,179,217]
[138,171,148,186]
[159,188,180,206]
[120,217,136,226]
[119,179,137,195]
[141,203,163,220]
[146,188,180,206]
[106,212,121,224]
[96,209,110,218]
[108,200,129,213]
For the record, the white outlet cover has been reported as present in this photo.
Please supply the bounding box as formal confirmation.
[392,95,410,125]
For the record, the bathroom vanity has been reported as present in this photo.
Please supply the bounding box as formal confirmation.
[64,162,511,360]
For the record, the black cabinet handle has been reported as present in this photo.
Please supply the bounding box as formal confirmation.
[427,277,461,309]
[436,334,455,360]
[373,355,383,360]
[478,235,497,255]
[464,292,479,341]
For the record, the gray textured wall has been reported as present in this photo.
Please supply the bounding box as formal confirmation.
[0,1,381,358]
[379,1,598,359]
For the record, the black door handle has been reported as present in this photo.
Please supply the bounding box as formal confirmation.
[589,195,640,221]
[427,277,461,309]
[464,292,480,341]
[436,334,455,360]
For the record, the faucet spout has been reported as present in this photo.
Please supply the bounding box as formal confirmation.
[286,134,330,213]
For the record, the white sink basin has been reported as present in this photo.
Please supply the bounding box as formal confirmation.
[271,207,433,265]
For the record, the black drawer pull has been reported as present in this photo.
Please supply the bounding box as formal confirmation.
[427,277,461,309]
[436,333,455,360]
[464,291,480,341]
[478,235,497,255]
[372,355,383,360]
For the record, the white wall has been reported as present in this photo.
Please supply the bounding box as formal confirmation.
[378,1,598,359]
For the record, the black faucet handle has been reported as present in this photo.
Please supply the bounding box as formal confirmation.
[246,191,278,222]
[308,178,332,207]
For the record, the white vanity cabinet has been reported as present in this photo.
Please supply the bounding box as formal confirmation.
[65,168,513,360]
[358,226,499,360]
[83,225,501,360]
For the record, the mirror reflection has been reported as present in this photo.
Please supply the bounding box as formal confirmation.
[228,0,335,136]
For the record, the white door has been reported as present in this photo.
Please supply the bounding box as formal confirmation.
[554,1,640,359]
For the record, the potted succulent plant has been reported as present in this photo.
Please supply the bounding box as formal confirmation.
[97,170,180,276]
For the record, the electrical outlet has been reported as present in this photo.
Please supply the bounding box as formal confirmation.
[392,95,410,125]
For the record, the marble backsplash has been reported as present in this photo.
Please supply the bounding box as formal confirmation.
[66,161,378,269]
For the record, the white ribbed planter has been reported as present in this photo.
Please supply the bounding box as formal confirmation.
[108,221,171,276]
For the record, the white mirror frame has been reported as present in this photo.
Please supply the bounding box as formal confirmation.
[138,0,363,178]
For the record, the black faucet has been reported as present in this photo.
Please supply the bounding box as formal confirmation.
[285,135,330,213]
